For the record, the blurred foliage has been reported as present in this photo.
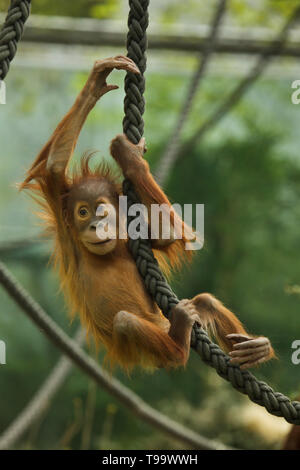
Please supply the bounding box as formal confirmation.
[1,0,300,24]
[0,0,300,452]
[229,0,300,26]
[154,0,300,28]
[0,0,120,19]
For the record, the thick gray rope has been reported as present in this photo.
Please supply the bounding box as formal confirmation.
[0,0,31,79]
[123,0,149,144]
[122,0,300,425]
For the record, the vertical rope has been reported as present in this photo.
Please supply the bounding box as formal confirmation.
[123,0,149,144]
[0,0,31,79]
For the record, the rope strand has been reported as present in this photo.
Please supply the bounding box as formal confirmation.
[0,0,31,79]
[122,0,300,425]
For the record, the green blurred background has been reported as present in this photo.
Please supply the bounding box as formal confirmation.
[0,0,300,450]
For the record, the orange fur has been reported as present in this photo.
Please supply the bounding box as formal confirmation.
[283,425,300,450]
[109,311,185,372]
[21,151,186,371]
[20,58,199,372]
[192,293,249,352]
[20,60,274,372]
[129,161,196,271]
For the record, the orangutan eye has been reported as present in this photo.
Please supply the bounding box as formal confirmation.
[78,206,89,218]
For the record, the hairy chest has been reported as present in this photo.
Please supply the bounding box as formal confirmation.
[78,255,158,326]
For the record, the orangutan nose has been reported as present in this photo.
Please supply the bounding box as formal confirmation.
[89,221,98,231]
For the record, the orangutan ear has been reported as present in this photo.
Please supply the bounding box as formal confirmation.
[63,208,70,228]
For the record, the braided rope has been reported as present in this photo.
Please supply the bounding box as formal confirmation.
[0,0,31,80]
[122,0,300,425]
[123,0,149,144]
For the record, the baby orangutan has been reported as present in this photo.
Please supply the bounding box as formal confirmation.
[21,56,274,371]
